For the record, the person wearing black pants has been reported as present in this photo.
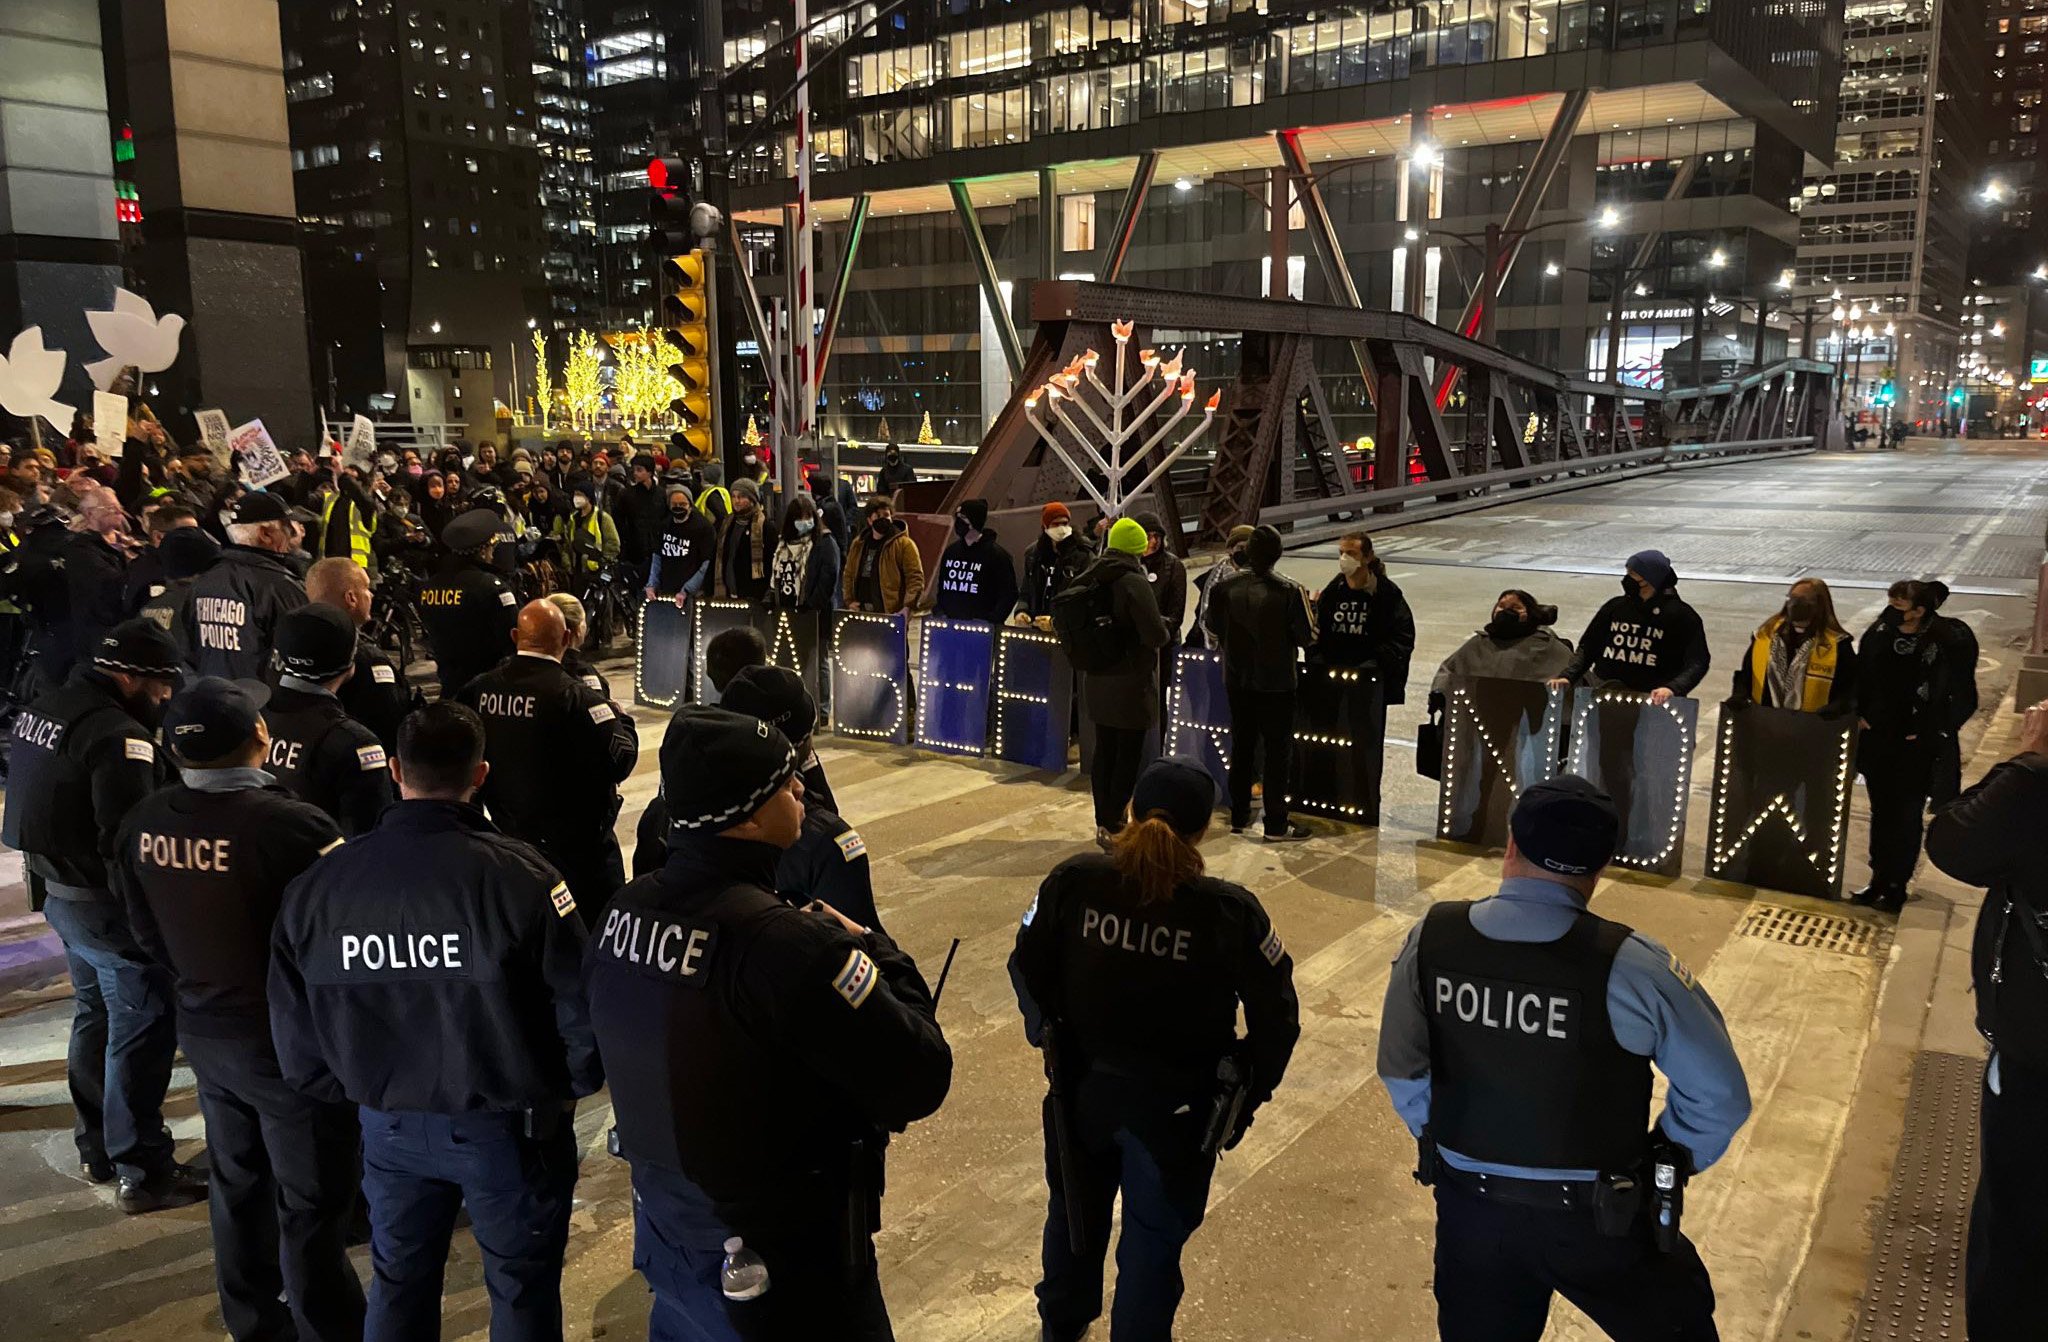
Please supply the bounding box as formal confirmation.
[1925,725,2048,1341]
[1072,520,1170,846]
[1203,526,1316,842]
[1856,579,1977,911]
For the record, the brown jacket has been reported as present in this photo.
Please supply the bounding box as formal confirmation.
[841,522,925,614]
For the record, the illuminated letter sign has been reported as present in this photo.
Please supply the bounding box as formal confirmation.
[1567,689,1699,877]
[830,612,909,744]
[1706,701,1856,899]
[1435,676,1565,847]
[992,627,1073,771]
[690,600,758,704]
[1290,665,1387,825]
[915,618,994,758]
[1167,649,1231,793]
[753,608,822,690]
[635,598,690,709]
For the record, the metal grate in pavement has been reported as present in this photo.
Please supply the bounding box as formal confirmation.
[1854,1050,1981,1342]
[1736,903,1890,957]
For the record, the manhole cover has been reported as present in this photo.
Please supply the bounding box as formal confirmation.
[1737,903,1890,957]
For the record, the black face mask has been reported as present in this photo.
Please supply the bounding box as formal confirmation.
[1879,607,1908,629]
[670,507,691,522]
[1621,576,1642,600]
[1486,610,1529,640]
[953,515,973,539]
[1786,597,1818,625]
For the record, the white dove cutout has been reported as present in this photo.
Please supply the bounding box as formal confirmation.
[84,287,185,390]
[0,328,75,428]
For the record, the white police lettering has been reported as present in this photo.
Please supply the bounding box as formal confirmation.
[1430,974,1574,1040]
[11,712,61,750]
[474,691,536,718]
[195,596,248,651]
[266,736,303,772]
[1600,619,1666,668]
[339,930,464,972]
[1079,907,1193,961]
[599,906,711,979]
[137,831,232,872]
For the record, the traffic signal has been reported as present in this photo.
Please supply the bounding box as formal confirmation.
[663,249,714,461]
[1949,386,1967,407]
[649,155,693,253]
[1873,380,1895,407]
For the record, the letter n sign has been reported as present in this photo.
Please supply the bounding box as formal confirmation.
[1167,650,1230,793]
[915,618,993,757]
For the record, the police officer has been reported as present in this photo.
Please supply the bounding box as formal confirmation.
[544,590,610,698]
[718,664,880,929]
[262,605,397,837]
[0,620,205,1209]
[1376,776,1752,1342]
[269,702,600,1342]
[1010,757,1299,1342]
[112,678,365,1339]
[588,707,952,1341]
[306,555,417,750]
[417,509,518,701]
[138,526,222,636]
[2,503,78,695]
[180,491,308,680]
[458,600,637,929]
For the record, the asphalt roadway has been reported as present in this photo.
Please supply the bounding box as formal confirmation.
[0,437,2042,1340]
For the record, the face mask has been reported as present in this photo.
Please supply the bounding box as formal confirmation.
[0,513,14,529]
[219,509,235,528]
[1622,576,1642,599]
[1880,607,1907,628]
[794,518,815,536]
[1047,524,1073,544]
[1487,610,1528,639]
[953,515,974,539]
[1786,597,1818,625]
[1338,553,1362,576]
[670,506,691,521]
[406,464,422,478]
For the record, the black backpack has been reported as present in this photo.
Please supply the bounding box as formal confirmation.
[1051,566,1132,672]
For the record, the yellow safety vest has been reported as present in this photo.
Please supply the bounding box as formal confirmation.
[320,493,374,570]
[696,485,732,524]
[1746,617,1842,712]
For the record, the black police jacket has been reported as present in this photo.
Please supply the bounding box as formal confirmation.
[114,773,342,1039]
[587,836,951,1214]
[3,522,75,680]
[630,753,838,880]
[178,545,308,680]
[1,669,166,891]
[261,680,396,837]
[269,798,601,1112]
[779,802,882,931]
[417,556,518,700]
[459,653,638,845]
[65,531,130,666]
[339,636,417,752]
[121,544,169,616]
[1010,854,1300,1111]
[563,645,611,699]
[139,578,197,637]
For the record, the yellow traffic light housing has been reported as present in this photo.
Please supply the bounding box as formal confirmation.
[664,248,716,462]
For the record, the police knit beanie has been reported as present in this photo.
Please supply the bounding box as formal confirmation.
[659,706,799,833]
[1041,501,1071,529]
[1509,775,1620,878]
[93,618,183,680]
[274,604,359,682]
[1626,549,1676,593]
[718,664,819,747]
[1107,517,1149,556]
[1131,757,1216,837]
[159,525,221,580]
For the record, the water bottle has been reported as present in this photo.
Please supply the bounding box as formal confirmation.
[720,1237,770,1301]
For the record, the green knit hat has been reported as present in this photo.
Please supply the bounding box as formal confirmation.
[1107,517,1148,555]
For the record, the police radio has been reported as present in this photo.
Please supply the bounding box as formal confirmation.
[1649,1137,1691,1252]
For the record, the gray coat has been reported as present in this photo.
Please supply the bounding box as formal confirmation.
[1429,626,1576,695]
[1077,552,1170,730]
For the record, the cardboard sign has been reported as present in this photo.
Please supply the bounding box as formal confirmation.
[229,418,290,487]
[344,415,377,471]
[1434,677,1567,848]
[915,618,994,758]
[635,597,691,709]
[1167,649,1232,794]
[1567,689,1701,877]
[1290,665,1387,825]
[195,408,231,466]
[829,612,910,745]
[92,390,127,458]
[0,328,73,428]
[1706,701,1858,899]
[993,627,1073,772]
[83,287,184,390]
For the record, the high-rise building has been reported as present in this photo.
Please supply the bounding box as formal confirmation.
[283,0,552,425]
[535,0,599,335]
[585,1,699,331]
[1977,0,2048,424]
[1790,0,1982,429]
[718,0,1844,451]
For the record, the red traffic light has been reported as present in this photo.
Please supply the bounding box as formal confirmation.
[648,155,688,197]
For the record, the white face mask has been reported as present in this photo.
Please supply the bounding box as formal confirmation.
[1047,524,1073,544]
[1338,553,1363,576]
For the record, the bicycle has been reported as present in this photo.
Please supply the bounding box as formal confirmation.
[574,556,640,653]
[369,554,430,673]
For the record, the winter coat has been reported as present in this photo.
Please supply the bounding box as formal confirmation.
[766,530,843,613]
[1019,532,1091,619]
[1140,547,1189,640]
[1313,572,1416,705]
[929,528,1019,624]
[1204,569,1315,693]
[1431,626,1577,695]
[1560,589,1711,695]
[1071,552,1170,730]
[614,481,668,565]
[841,518,925,614]
[1928,753,2048,1070]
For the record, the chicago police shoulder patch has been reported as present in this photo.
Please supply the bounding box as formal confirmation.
[1666,951,1697,991]
[371,664,398,684]
[356,744,387,771]
[124,738,154,763]
[832,947,878,1008]
[582,675,603,692]
[1259,926,1285,966]
[549,882,577,918]
[497,589,517,607]
[835,829,866,862]
[589,702,615,724]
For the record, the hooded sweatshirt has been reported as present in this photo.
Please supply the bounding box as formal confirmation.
[1561,584,1711,694]
[931,525,1018,623]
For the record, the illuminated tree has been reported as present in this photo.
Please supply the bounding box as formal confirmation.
[742,415,762,449]
[564,330,604,431]
[917,410,940,445]
[530,329,553,430]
